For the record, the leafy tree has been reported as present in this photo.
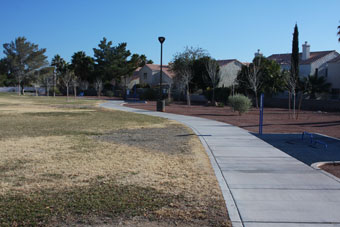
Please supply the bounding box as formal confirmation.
[130,54,153,67]
[303,70,331,99]
[0,58,11,86]
[261,58,285,95]
[192,56,210,91]
[93,37,132,85]
[51,54,67,74]
[70,51,94,83]
[237,56,283,107]
[290,24,299,118]
[3,37,47,95]
[171,46,208,106]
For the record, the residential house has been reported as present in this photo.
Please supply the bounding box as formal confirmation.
[138,64,175,87]
[327,55,340,97]
[268,42,339,79]
[216,59,243,88]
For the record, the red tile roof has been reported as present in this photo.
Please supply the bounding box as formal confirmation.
[145,64,175,78]
[268,51,336,65]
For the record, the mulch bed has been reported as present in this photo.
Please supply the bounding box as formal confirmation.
[125,101,340,139]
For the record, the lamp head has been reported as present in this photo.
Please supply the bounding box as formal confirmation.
[158,36,165,44]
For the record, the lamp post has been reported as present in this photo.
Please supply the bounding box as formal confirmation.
[157,36,165,112]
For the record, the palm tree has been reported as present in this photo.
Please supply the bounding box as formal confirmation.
[338,24,340,42]
[304,71,331,99]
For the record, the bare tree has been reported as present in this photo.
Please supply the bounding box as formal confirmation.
[71,75,78,99]
[244,58,262,108]
[283,70,297,119]
[204,59,219,105]
[171,46,207,106]
[95,77,103,97]
[61,68,74,100]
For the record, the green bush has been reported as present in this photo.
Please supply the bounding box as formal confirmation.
[104,90,114,97]
[140,88,158,100]
[203,87,231,104]
[217,102,225,107]
[228,94,252,115]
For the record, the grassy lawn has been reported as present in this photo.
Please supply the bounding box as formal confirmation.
[0,93,230,226]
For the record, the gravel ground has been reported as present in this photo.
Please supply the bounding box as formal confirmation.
[320,163,340,179]
[125,101,340,139]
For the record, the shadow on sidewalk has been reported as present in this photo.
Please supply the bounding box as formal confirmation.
[253,133,340,166]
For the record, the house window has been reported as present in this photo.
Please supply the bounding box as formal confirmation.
[143,73,147,80]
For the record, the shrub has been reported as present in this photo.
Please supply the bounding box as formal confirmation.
[217,102,225,107]
[228,94,252,115]
[104,90,114,97]
[140,88,158,100]
[203,87,231,104]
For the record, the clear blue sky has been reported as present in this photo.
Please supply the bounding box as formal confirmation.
[1,0,339,64]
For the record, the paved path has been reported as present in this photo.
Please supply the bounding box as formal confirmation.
[101,101,340,227]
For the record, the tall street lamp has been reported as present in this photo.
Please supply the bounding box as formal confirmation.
[157,36,165,112]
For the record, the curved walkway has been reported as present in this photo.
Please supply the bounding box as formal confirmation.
[101,101,340,227]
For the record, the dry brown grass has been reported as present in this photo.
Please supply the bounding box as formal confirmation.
[0,94,230,226]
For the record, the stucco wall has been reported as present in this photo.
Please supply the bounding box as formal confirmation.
[138,66,153,85]
[328,62,340,89]
[218,61,242,88]
[309,52,339,77]
[152,71,172,86]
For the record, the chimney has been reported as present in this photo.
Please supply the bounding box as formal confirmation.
[302,41,310,60]
[254,49,263,58]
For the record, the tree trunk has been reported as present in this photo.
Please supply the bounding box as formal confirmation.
[53,73,56,98]
[168,84,171,102]
[18,83,21,96]
[186,86,191,106]
[35,87,38,96]
[255,92,258,108]
[293,92,296,119]
[66,85,69,101]
[74,85,77,99]
[297,92,303,120]
[288,92,291,119]
[212,86,215,105]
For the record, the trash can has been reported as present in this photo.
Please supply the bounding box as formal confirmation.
[157,99,165,112]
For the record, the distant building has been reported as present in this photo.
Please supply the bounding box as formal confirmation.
[327,55,340,96]
[216,59,243,88]
[136,64,175,87]
[267,42,339,78]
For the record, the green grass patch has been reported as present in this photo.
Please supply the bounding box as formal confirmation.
[0,181,175,226]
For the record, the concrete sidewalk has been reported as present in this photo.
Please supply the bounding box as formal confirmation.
[100,101,340,227]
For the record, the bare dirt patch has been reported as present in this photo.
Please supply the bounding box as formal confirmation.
[126,101,340,139]
[93,122,192,155]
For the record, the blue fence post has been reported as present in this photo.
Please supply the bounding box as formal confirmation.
[259,93,264,135]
